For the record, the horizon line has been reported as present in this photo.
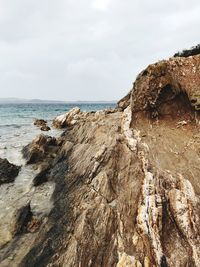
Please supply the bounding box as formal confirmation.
[0,97,118,103]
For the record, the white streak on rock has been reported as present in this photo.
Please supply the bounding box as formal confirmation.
[122,106,141,151]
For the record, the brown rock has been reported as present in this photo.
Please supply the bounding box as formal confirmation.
[22,134,57,164]
[34,119,51,131]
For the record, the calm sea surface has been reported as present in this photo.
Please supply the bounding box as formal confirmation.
[0,103,116,164]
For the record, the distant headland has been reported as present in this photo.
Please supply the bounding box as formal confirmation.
[0,97,117,104]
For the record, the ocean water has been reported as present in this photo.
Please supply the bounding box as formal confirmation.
[0,103,116,165]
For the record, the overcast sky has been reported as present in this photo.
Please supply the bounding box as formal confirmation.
[0,0,200,101]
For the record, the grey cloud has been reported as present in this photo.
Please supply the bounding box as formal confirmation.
[0,0,200,100]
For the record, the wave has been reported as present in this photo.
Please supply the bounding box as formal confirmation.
[0,123,30,128]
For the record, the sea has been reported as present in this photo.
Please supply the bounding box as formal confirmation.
[0,102,116,165]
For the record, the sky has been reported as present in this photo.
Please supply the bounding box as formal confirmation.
[0,0,200,101]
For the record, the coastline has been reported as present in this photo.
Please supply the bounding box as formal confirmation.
[0,102,116,165]
[0,54,200,266]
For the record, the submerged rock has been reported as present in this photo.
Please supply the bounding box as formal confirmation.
[0,158,20,185]
[1,49,200,267]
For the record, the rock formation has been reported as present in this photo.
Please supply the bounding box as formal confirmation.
[34,119,51,131]
[52,107,82,128]
[0,51,200,267]
[22,134,58,164]
[0,158,21,185]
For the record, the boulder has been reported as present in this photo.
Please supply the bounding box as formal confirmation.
[22,135,49,164]
[0,158,21,185]
[22,135,58,164]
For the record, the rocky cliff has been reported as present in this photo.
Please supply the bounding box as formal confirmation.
[0,52,200,267]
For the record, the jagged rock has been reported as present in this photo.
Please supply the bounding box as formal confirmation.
[22,135,57,164]
[52,107,81,128]
[0,158,21,185]
[1,50,200,267]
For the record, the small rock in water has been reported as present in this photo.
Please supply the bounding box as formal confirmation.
[40,125,51,131]
[33,119,47,127]
[33,119,51,131]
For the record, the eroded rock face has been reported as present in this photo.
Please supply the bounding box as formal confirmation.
[130,55,200,113]
[1,52,200,267]
[0,158,21,185]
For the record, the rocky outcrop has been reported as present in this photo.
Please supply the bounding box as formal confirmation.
[22,134,58,164]
[130,55,200,113]
[0,51,200,267]
[52,107,81,128]
[0,158,21,185]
